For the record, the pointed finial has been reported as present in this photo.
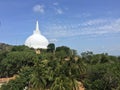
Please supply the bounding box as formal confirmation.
[36,20,39,31]
[34,20,41,34]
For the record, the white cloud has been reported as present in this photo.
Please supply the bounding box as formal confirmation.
[49,39,58,43]
[43,18,120,38]
[33,4,44,13]
[53,2,59,6]
[82,19,110,26]
[55,8,63,14]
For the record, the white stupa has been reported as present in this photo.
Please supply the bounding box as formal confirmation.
[25,21,49,49]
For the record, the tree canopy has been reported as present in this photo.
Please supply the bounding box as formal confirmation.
[0,44,120,90]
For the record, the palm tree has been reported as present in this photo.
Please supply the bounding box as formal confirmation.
[30,60,46,90]
[66,57,86,90]
[50,76,73,90]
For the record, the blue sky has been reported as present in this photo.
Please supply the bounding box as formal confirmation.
[0,0,120,55]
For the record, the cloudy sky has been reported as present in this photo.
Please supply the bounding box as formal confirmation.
[0,0,120,55]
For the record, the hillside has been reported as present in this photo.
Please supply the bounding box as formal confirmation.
[0,44,120,90]
[0,43,12,51]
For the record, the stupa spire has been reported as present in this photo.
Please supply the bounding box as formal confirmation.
[34,20,41,34]
[36,20,39,31]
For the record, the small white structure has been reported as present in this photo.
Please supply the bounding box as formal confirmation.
[25,21,49,49]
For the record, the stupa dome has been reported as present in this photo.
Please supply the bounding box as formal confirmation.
[25,21,49,49]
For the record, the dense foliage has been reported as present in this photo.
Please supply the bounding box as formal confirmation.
[81,51,120,90]
[0,44,120,90]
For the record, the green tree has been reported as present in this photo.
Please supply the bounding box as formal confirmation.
[81,51,93,64]
[55,46,71,58]
[47,43,55,54]
[1,66,32,90]
[30,59,47,90]
[11,45,32,51]
[0,51,36,77]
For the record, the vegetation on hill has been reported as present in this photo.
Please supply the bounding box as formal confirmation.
[0,43,120,90]
[0,43,12,51]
